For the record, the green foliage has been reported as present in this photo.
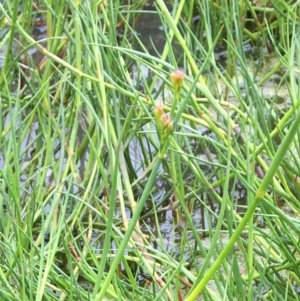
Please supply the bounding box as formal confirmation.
[0,0,300,300]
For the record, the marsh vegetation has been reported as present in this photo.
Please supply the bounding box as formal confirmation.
[1,0,300,300]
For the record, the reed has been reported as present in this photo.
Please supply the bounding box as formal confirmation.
[0,0,299,300]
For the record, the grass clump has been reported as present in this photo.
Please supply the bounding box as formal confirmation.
[0,0,300,300]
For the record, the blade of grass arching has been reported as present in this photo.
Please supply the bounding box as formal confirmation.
[147,0,186,91]
[230,256,245,299]
[153,259,186,301]
[91,152,119,298]
[175,111,288,265]
[87,4,121,297]
[168,72,246,218]
[246,119,257,301]
[58,215,94,301]
[185,107,300,301]
[35,179,71,301]
[0,242,23,301]
[264,222,300,283]
[168,141,230,295]
[185,18,292,197]
[116,144,172,300]
[218,132,240,299]
[91,6,171,298]
[96,157,162,300]
[195,117,235,298]
[33,117,60,248]
[192,54,298,210]
[170,66,230,297]
[155,0,206,85]
[182,91,282,288]
[2,96,29,299]
[58,2,83,192]
[0,8,102,85]
[0,0,19,88]
[70,1,82,111]
[40,0,68,111]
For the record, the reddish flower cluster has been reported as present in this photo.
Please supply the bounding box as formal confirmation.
[154,103,173,143]
[170,70,185,94]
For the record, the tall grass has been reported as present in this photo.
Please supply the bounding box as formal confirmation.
[0,0,300,300]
